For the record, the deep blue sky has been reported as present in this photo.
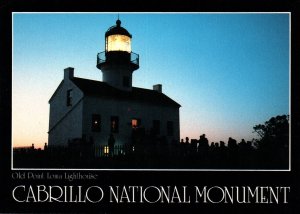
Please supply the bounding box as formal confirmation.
[13,13,289,148]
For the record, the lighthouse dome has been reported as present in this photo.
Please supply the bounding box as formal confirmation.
[105,19,132,38]
[104,19,132,53]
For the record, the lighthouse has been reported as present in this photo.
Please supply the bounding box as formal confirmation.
[96,19,139,91]
[48,18,180,151]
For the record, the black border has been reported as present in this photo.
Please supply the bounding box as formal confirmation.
[1,0,300,213]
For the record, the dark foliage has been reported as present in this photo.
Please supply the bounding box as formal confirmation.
[253,115,289,169]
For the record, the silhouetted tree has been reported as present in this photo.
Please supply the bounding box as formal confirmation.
[253,115,289,150]
[253,115,289,168]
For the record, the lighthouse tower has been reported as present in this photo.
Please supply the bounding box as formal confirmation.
[48,18,180,150]
[96,19,139,91]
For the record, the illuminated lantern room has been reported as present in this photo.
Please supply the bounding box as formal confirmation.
[97,19,139,91]
[106,20,131,52]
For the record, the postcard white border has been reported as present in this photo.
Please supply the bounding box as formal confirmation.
[11,12,291,172]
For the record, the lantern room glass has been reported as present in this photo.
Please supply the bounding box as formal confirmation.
[106,34,131,53]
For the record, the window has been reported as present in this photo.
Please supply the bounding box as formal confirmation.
[104,146,109,155]
[131,118,141,128]
[92,114,101,132]
[153,120,160,135]
[167,121,174,136]
[123,76,130,87]
[111,116,119,133]
[66,89,73,106]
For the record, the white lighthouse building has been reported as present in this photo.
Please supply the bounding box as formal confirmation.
[48,19,181,151]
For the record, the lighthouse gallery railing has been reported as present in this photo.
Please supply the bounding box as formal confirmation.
[97,51,139,67]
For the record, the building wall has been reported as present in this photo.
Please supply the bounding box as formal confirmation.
[82,96,180,147]
[101,64,133,91]
[48,79,84,146]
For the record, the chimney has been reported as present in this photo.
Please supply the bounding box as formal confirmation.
[64,67,74,80]
[153,84,162,93]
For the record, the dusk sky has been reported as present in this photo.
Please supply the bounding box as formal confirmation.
[13,13,289,149]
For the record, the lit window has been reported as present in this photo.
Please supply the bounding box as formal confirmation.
[107,34,131,52]
[111,116,119,133]
[167,121,174,136]
[92,114,101,132]
[66,89,73,106]
[131,119,141,128]
[104,146,109,155]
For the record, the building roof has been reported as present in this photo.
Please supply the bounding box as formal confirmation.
[71,77,181,108]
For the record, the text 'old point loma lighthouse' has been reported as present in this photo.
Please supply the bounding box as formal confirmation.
[48,19,181,155]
